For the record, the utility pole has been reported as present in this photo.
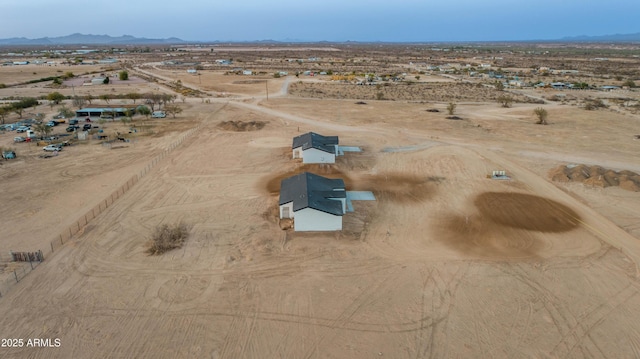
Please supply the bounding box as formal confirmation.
[265,80,269,100]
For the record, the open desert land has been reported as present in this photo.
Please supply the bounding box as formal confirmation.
[1,45,640,358]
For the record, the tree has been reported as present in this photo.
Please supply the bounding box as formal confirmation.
[0,106,9,124]
[121,116,132,126]
[72,96,86,108]
[103,77,110,85]
[119,70,129,81]
[164,104,183,118]
[33,122,52,139]
[497,95,513,108]
[144,93,163,111]
[447,102,457,115]
[59,106,75,119]
[495,81,505,91]
[534,107,548,125]
[35,113,45,122]
[84,94,94,105]
[622,79,636,88]
[99,94,111,104]
[126,92,141,104]
[47,91,65,105]
[137,105,151,118]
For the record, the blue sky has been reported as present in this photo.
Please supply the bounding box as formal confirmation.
[1,0,639,41]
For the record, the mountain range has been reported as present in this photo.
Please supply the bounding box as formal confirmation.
[560,32,640,42]
[0,33,185,46]
[1,32,640,45]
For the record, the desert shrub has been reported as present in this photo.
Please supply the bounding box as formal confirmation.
[584,98,607,110]
[447,102,457,115]
[534,107,548,125]
[147,222,189,255]
[497,95,513,108]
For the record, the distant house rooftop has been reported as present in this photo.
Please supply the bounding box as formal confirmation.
[292,132,339,154]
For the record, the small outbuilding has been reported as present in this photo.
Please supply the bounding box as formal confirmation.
[292,132,339,164]
[279,172,346,231]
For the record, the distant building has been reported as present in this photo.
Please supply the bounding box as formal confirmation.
[292,132,339,164]
[279,172,346,231]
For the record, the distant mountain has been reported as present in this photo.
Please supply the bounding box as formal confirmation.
[560,32,640,42]
[0,33,186,45]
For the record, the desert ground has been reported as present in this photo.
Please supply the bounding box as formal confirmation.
[1,45,640,358]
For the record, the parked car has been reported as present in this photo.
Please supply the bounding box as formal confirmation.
[66,125,80,132]
[2,150,16,160]
[43,144,63,152]
[82,123,92,131]
[69,119,79,125]
[46,121,56,127]
[14,136,26,143]
[16,126,29,133]
[151,111,166,118]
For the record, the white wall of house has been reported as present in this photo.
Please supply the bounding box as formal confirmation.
[292,147,303,159]
[294,208,342,231]
[301,148,335,164]
[279,202,294,219]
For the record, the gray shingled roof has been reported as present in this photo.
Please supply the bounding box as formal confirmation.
[292,132,339,154]
[279,172,346,216]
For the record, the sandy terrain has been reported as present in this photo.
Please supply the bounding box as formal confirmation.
[1,60,640,359]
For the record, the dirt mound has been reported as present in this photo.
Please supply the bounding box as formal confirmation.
[549,164,640,191]
[474,192,581,232]
[263,164,353,194]
[218,120,266,132]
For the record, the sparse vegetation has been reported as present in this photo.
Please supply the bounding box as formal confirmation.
[584,98,607,110]
[33,122,53,139]
[119,70,129,81]
[447,102,457,115]
[59,106,75,119]
[497,95,513,108]
[164,104,183,118]
[146,222,189,255]
[534,107,548,125]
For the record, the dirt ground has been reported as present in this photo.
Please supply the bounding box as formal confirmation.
[1,60,640,358]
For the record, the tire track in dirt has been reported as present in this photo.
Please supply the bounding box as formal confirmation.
[219,282,260,359]
[550,283,639,358]
[301,267,401,359]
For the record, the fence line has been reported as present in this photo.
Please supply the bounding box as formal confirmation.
[0,122,205,299]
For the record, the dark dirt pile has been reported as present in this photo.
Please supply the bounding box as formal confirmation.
[217,120,266,131]
[474,192,581,233]
[549,164,640,192]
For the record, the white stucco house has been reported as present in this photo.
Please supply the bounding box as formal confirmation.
[292,132,339,164]
[279,172,346,231]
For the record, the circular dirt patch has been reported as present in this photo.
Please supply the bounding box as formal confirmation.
[474,192,581,232]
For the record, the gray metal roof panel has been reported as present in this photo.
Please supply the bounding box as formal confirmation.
[278,172,345,215]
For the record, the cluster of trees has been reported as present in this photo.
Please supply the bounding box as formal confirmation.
[0,97,39,123]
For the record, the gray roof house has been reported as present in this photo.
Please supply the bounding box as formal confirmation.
[292,132,339,164]
[279,172,346,231]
